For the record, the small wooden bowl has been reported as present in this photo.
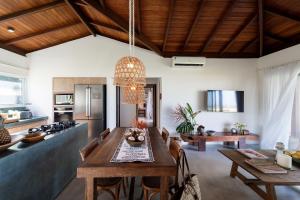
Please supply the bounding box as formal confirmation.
[126,139,144,147]
[22,133,46,143]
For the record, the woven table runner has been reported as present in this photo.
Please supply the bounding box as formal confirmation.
[110,129,154,163]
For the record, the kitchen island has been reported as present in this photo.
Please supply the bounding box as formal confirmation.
[0,122,88,200]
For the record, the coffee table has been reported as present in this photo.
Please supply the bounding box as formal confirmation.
[219,149,300,200]
[180,132,259,151]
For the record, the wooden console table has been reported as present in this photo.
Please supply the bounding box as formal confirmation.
[180,132,259,151]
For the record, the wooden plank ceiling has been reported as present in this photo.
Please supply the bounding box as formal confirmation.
[0,0,299,58]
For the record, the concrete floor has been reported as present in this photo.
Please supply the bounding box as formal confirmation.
[56,144,300,200]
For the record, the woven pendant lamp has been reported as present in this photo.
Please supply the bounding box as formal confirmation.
[113,56,146,87]
[113,0,146,104]
[123,84,145,104]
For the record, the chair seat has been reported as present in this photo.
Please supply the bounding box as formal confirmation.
[142,176,175,189]
[95,177,122,187]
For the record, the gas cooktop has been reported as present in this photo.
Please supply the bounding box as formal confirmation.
[28,120,77,135]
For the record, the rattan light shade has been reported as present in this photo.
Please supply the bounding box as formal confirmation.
[113,56,146,87]
[123,84,145,104]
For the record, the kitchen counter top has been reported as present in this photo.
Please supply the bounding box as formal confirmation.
[0,123,84,159]
[4,116,48,128]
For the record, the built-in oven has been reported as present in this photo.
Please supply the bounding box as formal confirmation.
[54,106,73,122]
[54,94,74,105]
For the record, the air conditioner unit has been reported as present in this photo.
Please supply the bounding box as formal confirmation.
[171,56,206,68]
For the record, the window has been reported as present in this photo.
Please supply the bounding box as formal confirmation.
[0,75,25,107]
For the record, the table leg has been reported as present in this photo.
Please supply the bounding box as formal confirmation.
[238,137,246,149]
[265,184,277,200]
[223,141,236,148]
[230,162,238,178]
[198,139,206,151]
[160,176,169,200]
[127,177,135,200]
[85,177,96,200]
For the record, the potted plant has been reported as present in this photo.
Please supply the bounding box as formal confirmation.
[174,103,201,134]
[234,122,247,135]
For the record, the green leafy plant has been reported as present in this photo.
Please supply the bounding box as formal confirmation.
[234,122,246,133]
[174,103,201,134]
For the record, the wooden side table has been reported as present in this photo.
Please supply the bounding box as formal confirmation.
[180,132,259,151]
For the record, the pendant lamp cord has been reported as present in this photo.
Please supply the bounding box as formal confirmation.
[129,0,135,57]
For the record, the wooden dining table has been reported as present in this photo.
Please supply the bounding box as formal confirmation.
[77,127,177,200]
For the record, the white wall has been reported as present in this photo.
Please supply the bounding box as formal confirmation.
[0,48,28,69]
[27,36,258,133]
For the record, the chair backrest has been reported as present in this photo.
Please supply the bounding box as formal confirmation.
[169,139,181,162]
[79,138,98,161]
[169,139,182,187]
[99,128,110,141]
[161,127,169,144]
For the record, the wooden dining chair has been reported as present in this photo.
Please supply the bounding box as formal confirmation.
[80,136,125,200]
[99,128,110,141]
[161,127,170,144]
[141,140,182,200]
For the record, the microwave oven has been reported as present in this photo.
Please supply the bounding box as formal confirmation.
[54,94,74,105]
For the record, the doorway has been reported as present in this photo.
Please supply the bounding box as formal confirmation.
[136,84,156,127]
[116,78,160,128]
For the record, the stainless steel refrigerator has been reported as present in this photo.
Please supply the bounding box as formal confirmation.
[74,84,106,139]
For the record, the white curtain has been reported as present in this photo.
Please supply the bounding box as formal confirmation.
[291,77,300,148]
[260,61,300,149]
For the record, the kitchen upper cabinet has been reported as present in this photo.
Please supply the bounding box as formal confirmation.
[53,77,106,94]
[53,78,74,93]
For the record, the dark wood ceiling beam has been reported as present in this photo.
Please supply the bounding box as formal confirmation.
[240,38,258,52]
[83,0,162,56]
[90,21,123,32]
[220,13,257,55]
[199,0,239,53]
[65,0,97,36]
[162,0,176,53]
[265,32,289,43]
[258,0,264,57]
[0,0,65,23]
[0,42,26,56]
[265,7,300,24]
[99,0,105,8]
[265,33,300,55]
[136,0,142,34]
[182,0,206,50]
[4,22,81,45]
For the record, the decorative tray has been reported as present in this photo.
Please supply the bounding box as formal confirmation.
[0,134,24,152]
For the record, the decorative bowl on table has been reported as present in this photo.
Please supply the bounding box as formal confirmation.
[22,128,46,143]
[206,130,216,136]
[125,128,145,147]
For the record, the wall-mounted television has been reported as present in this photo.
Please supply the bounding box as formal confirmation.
[207,90,244,112]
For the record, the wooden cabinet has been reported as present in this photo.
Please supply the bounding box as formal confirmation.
[53,77,106,94]
[7,119,48,134]
[53,78,75,93]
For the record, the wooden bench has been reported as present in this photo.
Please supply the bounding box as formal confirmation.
[180,132,259,151]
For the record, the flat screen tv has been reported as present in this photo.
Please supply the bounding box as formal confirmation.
[207,90,244,112]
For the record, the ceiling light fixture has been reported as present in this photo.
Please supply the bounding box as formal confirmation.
[113,0,146,104]
[7,27,15,33]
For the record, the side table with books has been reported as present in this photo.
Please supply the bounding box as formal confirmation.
[219,149,300,200]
